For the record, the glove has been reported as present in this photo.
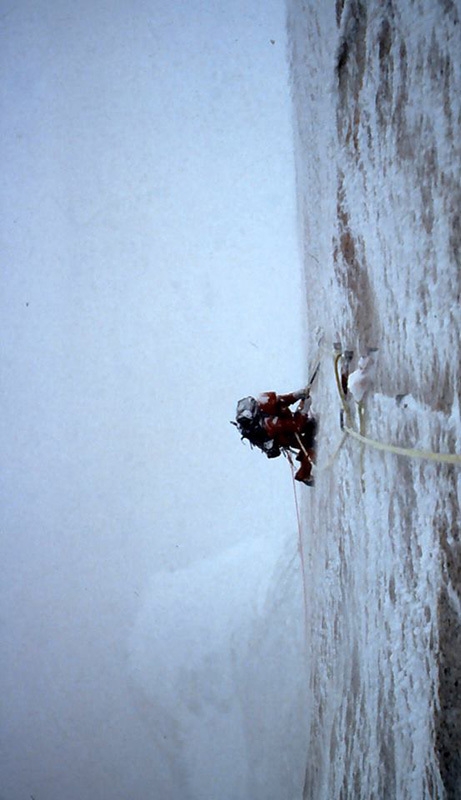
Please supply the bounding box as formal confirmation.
[294,389,308,401]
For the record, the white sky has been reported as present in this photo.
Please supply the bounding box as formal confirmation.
[1,1,307,797]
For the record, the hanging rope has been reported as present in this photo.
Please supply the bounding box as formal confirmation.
[286,452,310,652]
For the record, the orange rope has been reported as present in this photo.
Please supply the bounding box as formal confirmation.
[287,452,309,653]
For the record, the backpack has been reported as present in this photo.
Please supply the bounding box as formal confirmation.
[233,397,281,459]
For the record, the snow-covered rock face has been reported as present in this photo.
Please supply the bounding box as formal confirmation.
[287,0,461,797]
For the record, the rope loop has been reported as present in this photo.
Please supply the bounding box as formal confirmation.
[332,350,461,466]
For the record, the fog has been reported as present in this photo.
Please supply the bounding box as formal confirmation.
[1,1,308,798]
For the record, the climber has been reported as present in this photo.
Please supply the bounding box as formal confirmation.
[232,388,317,485]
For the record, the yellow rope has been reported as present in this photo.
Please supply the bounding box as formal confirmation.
[342,424,461,464]
[312,432,347,473]
[332,351,461,466]
[295,432,309,458]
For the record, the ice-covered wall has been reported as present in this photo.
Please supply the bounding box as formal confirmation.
[287,0,461,797]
